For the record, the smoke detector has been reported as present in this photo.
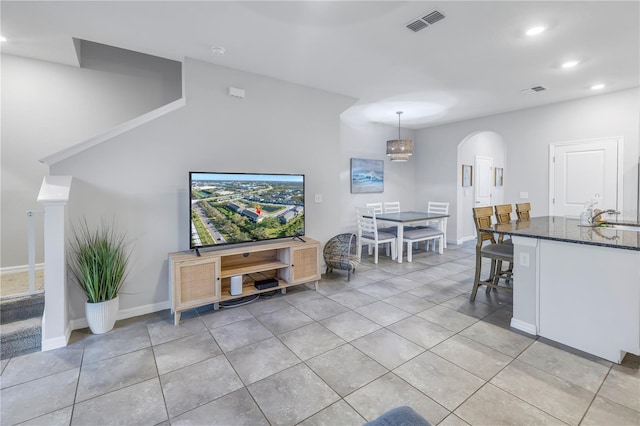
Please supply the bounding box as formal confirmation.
[211,46,226,56]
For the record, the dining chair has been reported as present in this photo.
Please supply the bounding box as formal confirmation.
[366,201,394,254]
[516,202,531,220]
[383,201,401,213]
[470,206,514,302]
[370,202,397,252]
[365,202,384,215]
[356,206,397,264]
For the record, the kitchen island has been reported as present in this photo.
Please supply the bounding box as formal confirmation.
[482,216,640,363]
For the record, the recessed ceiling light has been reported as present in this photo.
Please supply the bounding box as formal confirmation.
[211,46,226,56]
[591,84,605,90]
[562,60,579,68]
[526,26,546,36]
[0,36,7,42]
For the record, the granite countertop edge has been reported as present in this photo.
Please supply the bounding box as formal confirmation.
[506,232,640,251]
[484,216,640,252]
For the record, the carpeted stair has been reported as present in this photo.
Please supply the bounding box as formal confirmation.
[1,293,44,359]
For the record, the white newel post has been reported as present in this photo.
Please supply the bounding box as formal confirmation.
[37,175,73,351]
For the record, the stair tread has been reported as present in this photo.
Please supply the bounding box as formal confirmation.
[0,293,44,308]
[1,293,45,324]
[1,316,42,340]
[0,316,42,359]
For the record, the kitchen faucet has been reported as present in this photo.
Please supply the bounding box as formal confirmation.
[590,209,620,224]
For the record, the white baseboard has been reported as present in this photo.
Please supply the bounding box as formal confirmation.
[455,236,476,245]
[1,263,44,274]
[42,335,70,352]
[41,318,72,352]
[510,318,538,336]
[69,300,171,331]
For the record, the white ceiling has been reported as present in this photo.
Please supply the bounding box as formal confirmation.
[2,1,639,129]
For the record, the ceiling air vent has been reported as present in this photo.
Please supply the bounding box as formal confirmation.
[406,19,428,32]
[521,85,548,94]
[406,10,445,32]
[423,11,445,25]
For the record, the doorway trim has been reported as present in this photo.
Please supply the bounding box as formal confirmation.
[548,137,624,216]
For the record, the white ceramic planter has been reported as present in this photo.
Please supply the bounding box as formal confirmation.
[85,296,119,334]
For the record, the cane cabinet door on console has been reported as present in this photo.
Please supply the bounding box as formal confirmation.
[173,255,221,312]
[289,244,321,284]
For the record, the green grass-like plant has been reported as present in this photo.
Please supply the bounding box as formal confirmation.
[69,219,131,303]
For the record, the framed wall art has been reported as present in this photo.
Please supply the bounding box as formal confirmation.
[351,158,384,193]
[462,164,472,187]
[495,167,504,187]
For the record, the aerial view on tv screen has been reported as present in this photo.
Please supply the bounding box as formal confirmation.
[190,172,305,248]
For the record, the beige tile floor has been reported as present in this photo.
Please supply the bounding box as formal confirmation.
[1,242,639,425]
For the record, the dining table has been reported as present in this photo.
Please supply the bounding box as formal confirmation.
[368,211,449,263]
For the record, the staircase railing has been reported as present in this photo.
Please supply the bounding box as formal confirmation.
[0,211,44,300]
[27,210,44,295]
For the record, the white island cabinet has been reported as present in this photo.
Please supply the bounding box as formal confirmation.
[484,216,640,363]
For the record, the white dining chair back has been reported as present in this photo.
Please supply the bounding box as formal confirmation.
[383,201,401,213]
[365,202,384,215]
[356,206,397,264]
[428,202,449,216]
[367,201,394,236]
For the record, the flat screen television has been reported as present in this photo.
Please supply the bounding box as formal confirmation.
[190,172,305,250]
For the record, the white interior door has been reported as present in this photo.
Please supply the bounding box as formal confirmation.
[550,138,622,217]
[474,156,493,207]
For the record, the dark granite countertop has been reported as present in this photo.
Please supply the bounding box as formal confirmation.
[481,216,640,251]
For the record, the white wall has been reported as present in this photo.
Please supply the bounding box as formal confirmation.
[339,116,417,232]
[50,58,356,321]
[415,88,640,242]
[5,46,637,324]
[1,49,181,267]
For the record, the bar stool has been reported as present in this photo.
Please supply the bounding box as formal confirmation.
[516,202,531,220]
[470,206,514,302]
[494,204,513,237]
[493,204,514,284]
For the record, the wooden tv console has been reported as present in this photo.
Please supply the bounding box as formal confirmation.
[168,237,321,325]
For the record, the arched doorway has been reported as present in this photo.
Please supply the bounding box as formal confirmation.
[456,131,506,242]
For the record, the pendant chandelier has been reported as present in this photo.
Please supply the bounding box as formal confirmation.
[386,111,413,162]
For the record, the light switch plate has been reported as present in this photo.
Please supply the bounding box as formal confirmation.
[314,194,322,203]
[520,192,529,199]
